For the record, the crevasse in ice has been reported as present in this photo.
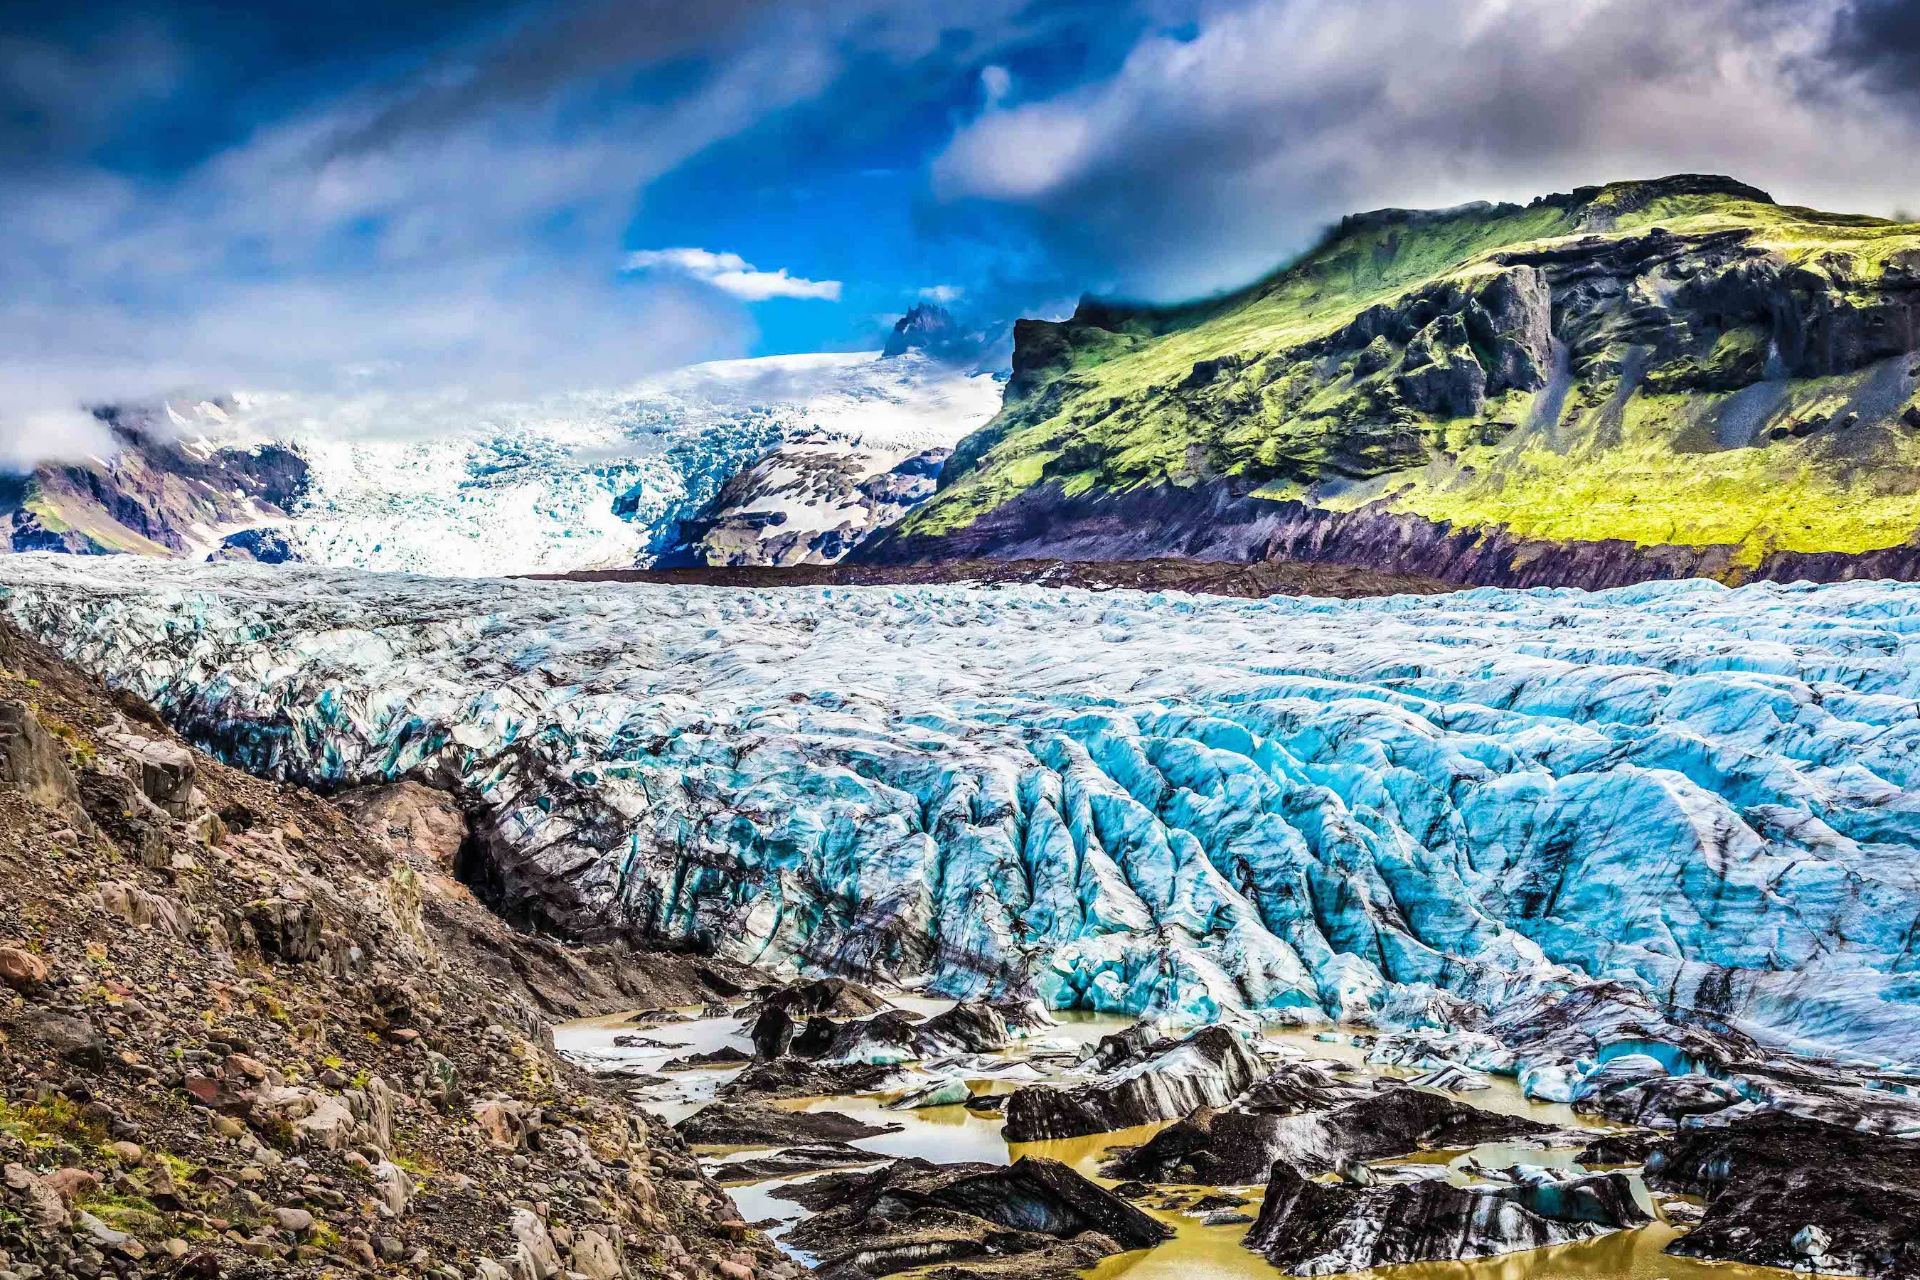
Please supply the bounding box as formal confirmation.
[3,558,1916,1065]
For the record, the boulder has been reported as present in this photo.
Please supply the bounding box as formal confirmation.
[0,699,81,812]
[508,1208,563,1280]
[105,733,197,818]
[1246,1162,1649,1275]
[244,897,324,963]
[1002,1026,1264,1143]
[914,1001,1011,1055]
[0,946,48,993]
[675,1101,901,1146]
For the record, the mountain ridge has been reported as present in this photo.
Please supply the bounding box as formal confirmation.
[859,174,1920,587]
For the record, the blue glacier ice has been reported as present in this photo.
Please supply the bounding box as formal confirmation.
[2,558,1916,1067]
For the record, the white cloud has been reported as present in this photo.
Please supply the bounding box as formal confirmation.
[918,284,963,303]
[979,64,1012,109]
[0,407,114,471]
[623,247,842,301]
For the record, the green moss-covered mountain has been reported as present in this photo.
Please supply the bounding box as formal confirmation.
[864,175,1920,587]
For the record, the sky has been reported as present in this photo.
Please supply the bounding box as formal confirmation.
[5,0,1920,463]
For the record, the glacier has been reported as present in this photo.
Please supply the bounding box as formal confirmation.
[2,557,1917,1068]
[168,350,1000,575]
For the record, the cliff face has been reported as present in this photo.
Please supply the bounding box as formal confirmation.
[864,176,1920,586]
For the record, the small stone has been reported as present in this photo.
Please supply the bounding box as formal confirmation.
[0,948,47,992]
[212,1116,246,1138]
[225,1053,268,1082]
[107,1142,142,1165]
[272,1206,315,1235]
[46,1167,100,1203]
[1792,1225,1832,1258]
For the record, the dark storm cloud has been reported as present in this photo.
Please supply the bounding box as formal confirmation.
[1830,0,1920,91]
[934,0,1920,301]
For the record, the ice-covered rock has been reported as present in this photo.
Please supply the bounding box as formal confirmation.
[1001,1025,1264,1142]
[1104,1084,1557,1186]
[777,1155,1168,1278]
[2,561,1918,1067]
[1246,1163,1649,1275]
[1647,1113,1920,1278]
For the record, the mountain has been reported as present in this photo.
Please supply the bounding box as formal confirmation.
[1,348,1001,576]
[862,175,1920,587]
[2,404,309,557]
[880,302,1014,371]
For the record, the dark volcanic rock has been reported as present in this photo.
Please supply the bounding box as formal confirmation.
[779,1156,1169,1280]
[705,1143,883,1182]
[1646,1113,1920,1278]
[1002,1026,1264,1143]
[1236,1061,1375,1115]
[674,1100,902,1146]
[1575,1133,1657,1166]
[660,1045,752,1071]
[1106,1085,1558,1186]
[1246,1163,1649,1276]
[915,1000,1011,1055]
[717,1056,904,1100]
[819,1008,923,1063]
[748,977,891,1020]
[750,1005,797,1058]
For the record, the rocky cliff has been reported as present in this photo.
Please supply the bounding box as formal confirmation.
[862,175,1920,587]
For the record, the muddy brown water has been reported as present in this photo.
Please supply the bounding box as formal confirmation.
[556,1003,1790,1280]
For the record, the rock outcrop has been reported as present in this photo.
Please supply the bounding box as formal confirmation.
[0,620,794,1280]
[2,408,308,557]
[669,433,957,568]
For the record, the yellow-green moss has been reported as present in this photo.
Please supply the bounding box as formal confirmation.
[904,178,1920,564]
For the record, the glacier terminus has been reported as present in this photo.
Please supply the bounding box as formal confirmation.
[2,557,1917,1079]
